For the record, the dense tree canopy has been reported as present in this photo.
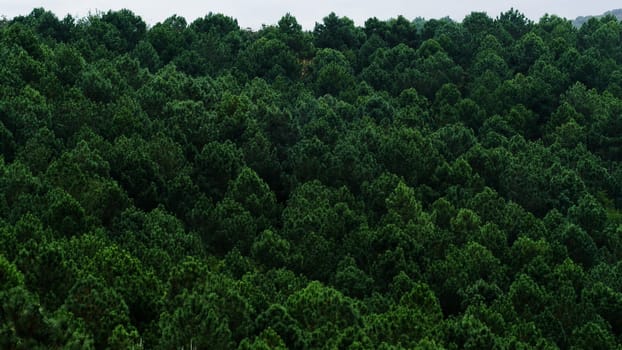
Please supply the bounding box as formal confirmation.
[1,7,621,349]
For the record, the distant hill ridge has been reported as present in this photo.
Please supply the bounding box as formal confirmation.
[573,8,622,27]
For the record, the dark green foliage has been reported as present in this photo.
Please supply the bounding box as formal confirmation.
[238,37,301,81]
[63,274,132,348]
[158,288,234,349]
[194,140,245,199]
[0,7,621,349]
[314,13,364,51]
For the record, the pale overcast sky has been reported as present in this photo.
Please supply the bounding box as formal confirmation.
[1,1,620,29]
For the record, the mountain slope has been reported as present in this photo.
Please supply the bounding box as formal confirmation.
[573,8,622,27]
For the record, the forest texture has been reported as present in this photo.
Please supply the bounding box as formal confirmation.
[1,7,622,349]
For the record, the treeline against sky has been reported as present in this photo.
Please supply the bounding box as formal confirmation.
[1,7,622,349]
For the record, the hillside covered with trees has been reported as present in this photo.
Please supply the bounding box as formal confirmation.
[573,9,622,27]
[1,7,622,349]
